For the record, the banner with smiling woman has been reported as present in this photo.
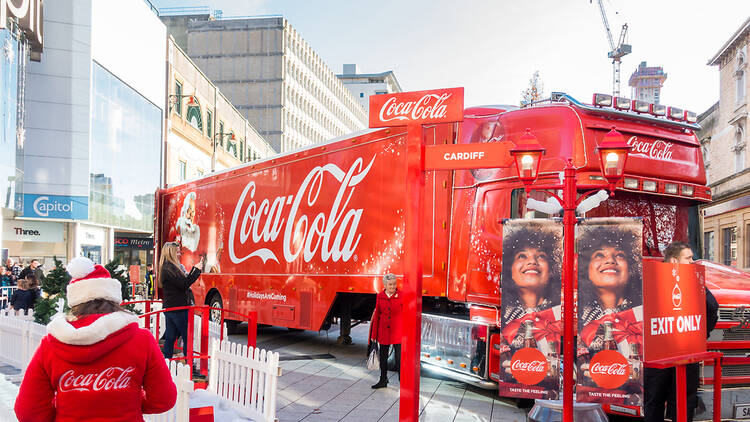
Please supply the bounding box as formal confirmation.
[576,217,644,406]
[498,219,563,400]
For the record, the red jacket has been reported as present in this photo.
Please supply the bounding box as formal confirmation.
[15,312,177,421]
[370,290,403,345]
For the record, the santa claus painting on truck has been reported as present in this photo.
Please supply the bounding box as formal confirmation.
[156,90,750,419]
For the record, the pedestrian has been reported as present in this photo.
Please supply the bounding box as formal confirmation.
[14,256,176,421]
[643,241,719,422]
[370,273,403,389]
[19,259,44,283]
[9,275,40,312]
[159,242,203,362]
[5,258,20,285]
[0,267,10,287]
[146,263,155,298]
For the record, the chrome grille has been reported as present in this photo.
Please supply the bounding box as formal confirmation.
[720,328,750,341]
[719,308,735,321]
[722,365,750,378]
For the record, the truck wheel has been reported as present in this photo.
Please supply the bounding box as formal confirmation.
[208,294,223,324]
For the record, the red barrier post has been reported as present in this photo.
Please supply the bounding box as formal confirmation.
[676,364,686,422]
[186,309,194,369]
[247,311,257,348]
[144,301,151,332]
[201,306,209,376]
[714,356,722,422]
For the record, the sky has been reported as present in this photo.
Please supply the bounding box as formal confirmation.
[151,0,750,114]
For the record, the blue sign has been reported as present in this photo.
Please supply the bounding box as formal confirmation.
[22,194,89,220]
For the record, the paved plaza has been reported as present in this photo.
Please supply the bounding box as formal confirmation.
[235,323,528,422]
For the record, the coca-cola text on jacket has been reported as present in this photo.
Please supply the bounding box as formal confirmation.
[58,366,135,393]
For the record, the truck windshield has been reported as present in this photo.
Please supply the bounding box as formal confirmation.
[512,189,699,257]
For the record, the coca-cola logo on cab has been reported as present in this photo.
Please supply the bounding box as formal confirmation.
[626,136,674,161]
[58,366,134,393]
[589,350,630,389]
[509,347,548,385]
[228,157,375,265]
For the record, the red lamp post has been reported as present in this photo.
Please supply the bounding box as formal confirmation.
[509,127,631,422]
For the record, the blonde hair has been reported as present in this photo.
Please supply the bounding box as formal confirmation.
[158,242,183,287]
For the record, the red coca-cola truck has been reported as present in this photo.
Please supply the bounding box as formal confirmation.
[155,92,750,418]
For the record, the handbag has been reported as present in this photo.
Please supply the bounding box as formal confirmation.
[366,341,380,371]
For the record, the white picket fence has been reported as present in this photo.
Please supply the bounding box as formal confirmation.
[0,309,45,372]
[0,287,19,309]
[208,338,280,422]
[144,360,192,422]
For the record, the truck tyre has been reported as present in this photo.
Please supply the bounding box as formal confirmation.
[208,293,242,334]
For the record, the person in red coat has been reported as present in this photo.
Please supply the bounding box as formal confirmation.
[370,273,403,389]
[14,256,177,421]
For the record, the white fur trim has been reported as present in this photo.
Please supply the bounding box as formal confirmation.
[67,256,96,279]
[47,312,139,346]
[67,277,122,307]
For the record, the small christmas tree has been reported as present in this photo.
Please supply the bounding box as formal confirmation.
[34,257,70,325]
[104,257,139,313]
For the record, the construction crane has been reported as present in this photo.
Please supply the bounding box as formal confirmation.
[593,0,632,96]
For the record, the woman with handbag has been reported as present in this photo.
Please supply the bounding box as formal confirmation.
[369,273,402,389]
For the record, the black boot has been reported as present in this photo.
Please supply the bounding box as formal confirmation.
[371,379,388,389]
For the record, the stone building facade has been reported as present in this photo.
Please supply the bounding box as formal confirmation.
[161,14,367,153]
[167,36,275,186]
[701,17,750,268]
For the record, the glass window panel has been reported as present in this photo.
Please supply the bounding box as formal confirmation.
[704,231,715,261]
[723,227,738,266]
[90,62,161,232]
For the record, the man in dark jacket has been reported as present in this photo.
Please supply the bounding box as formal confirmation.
[643,242,719,422]
[18,259,43,282]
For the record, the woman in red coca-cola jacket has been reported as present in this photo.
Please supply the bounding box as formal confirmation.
[14,257,177,421]
[369,273,402,389]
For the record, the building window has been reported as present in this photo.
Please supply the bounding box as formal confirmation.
[723,226,738,266]
[178,161,187,181]
[704,231,715,261]
[240,140,245,161]
[174,80,183,116]
[186,100,202,132]
[206,110,213,140]
[737,50,746,105]
[219,121,225,146]
[734,124,746,173]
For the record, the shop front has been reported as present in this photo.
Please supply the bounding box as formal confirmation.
[114,234,153,270]
[2,219,66,269]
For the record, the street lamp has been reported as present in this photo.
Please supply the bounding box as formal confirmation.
[509,127,631,422]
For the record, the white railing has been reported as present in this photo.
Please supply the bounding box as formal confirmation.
[0,287,19,310]
[145,360,192,422]
[208,339,280,422]
[193,313,228,355]
[0,310,42,372]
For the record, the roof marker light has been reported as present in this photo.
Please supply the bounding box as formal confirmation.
[665,183,678,194]
[667,106,684,121]
[632,100,650,113]
[614,97,631,110]
[681,185,694,196]
[643,180,657,192]
[650,104,666,117]
[593,93,613,107]
[623,178,639,189]
[684,111,697,123]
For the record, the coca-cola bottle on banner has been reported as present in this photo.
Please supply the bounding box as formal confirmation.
[547,340,559,380]
[628,343,642,385]
[602,321,617,351]
[523,320,537,349]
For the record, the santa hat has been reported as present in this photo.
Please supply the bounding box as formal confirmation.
[66,257,122,307]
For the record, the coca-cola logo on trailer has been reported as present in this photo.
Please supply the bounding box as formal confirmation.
[589,350,630,389]
[626,136,674,161]
[228,157,375,265]
[509,347,548,385]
